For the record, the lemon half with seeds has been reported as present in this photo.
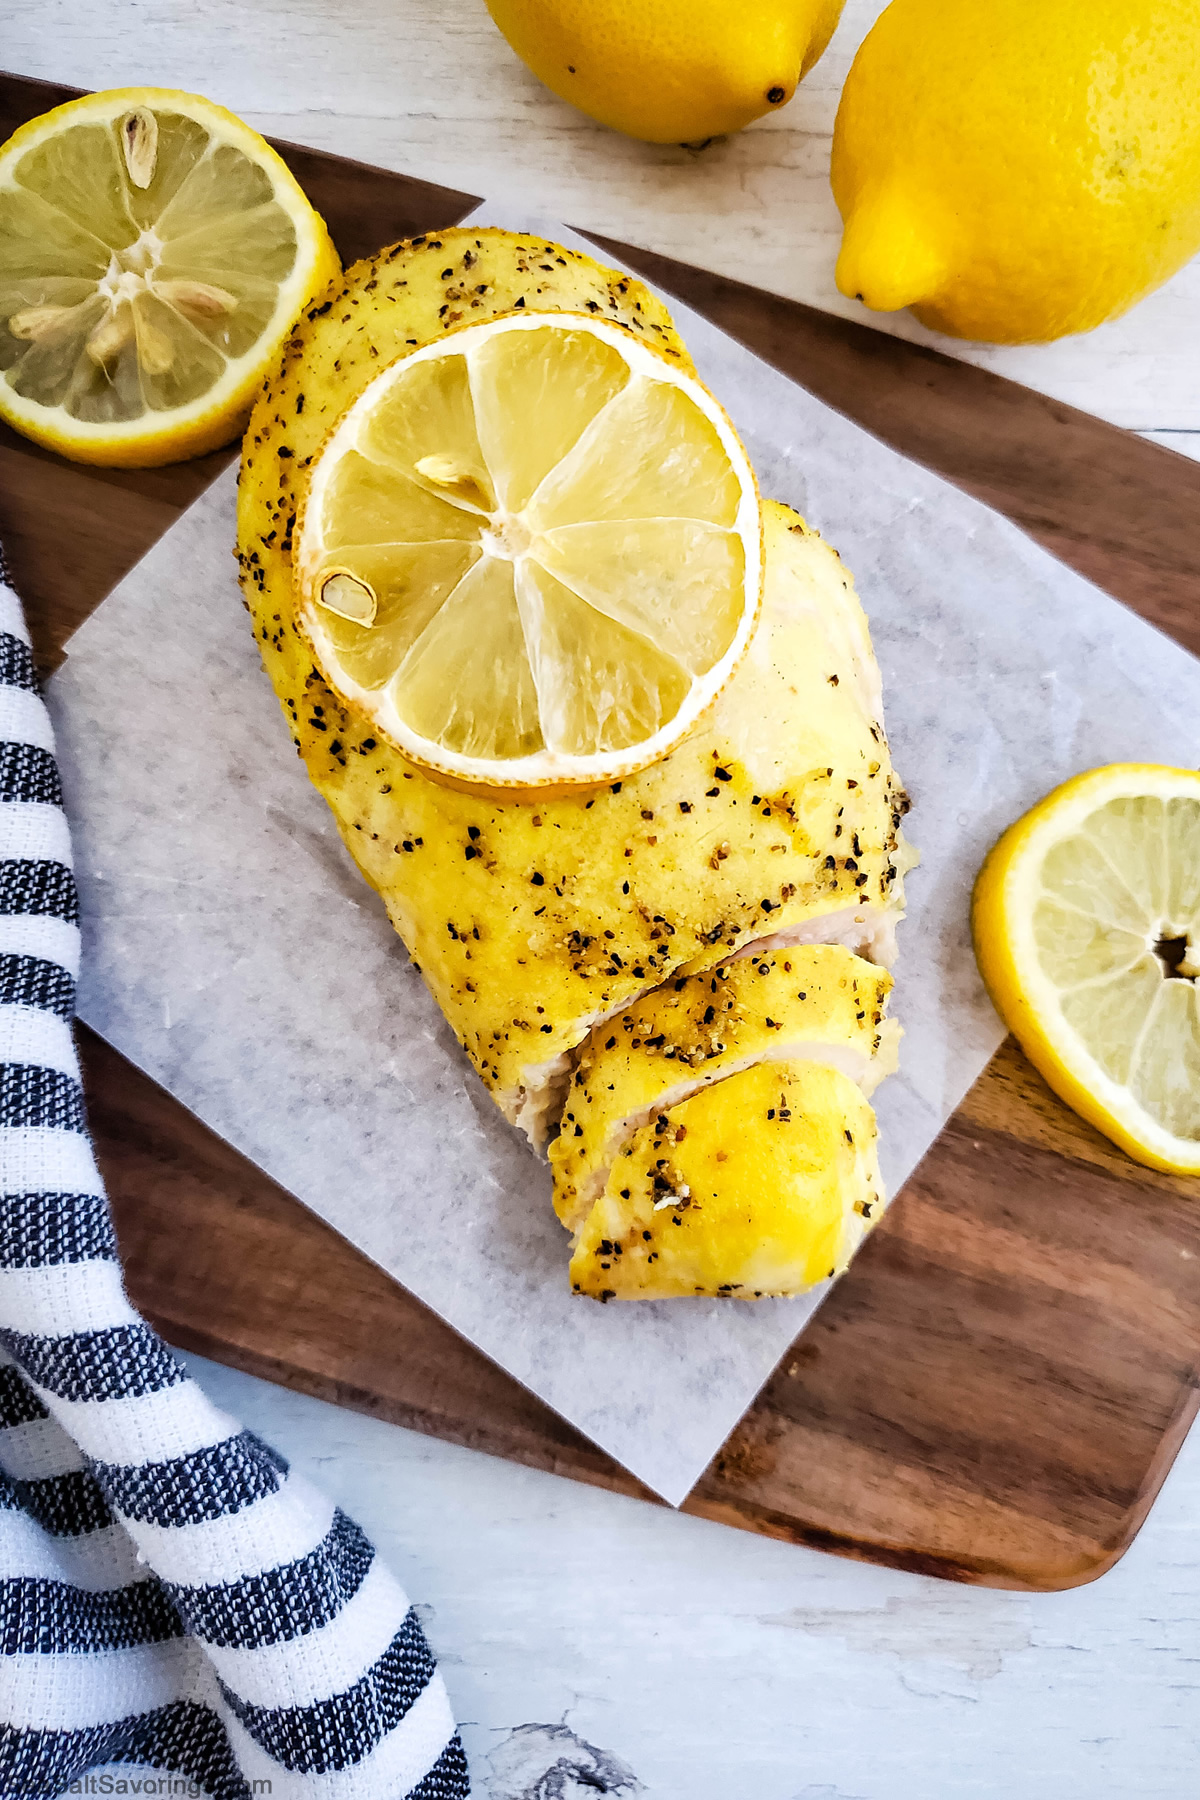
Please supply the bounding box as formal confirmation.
[0,87,339,466]
[973,764,1200,1174]
[296,310,762,790]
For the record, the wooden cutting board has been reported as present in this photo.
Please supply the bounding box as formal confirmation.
[5,68,1200,1591]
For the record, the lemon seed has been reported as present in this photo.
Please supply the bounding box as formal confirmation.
[121,107,158,188]
[319,571,377,626]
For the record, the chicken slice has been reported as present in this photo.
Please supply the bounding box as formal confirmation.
[551,944,896,1232]
[570,1060,884,1301]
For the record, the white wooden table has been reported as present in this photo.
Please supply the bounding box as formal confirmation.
[10,0,1200,458]
[9,3,1200,1791]
[190,1350,1200,1799]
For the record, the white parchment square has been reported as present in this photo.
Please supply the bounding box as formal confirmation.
[48,215,1200,1506]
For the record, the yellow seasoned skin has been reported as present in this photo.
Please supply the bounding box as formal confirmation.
[570,1059,883,1300]
[551,943,895,1231]
[241,229,691,475]
[238,233,910,1141]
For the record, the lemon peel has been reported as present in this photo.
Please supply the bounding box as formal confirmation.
[0,86,339,466]
[832,0,1200,343]
[973,764,1200,1173]
[295,310,763,792]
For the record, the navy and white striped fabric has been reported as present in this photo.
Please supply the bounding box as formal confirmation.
[0,549,471,1799]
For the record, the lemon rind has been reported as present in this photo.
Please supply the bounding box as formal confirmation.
[0,86,341,467]
[294,309,764,791]
[973,762,1200,1175]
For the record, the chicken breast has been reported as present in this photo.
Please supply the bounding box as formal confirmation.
[237,226,912,1304]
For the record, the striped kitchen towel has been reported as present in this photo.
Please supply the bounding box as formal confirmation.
[0,545,471,1799]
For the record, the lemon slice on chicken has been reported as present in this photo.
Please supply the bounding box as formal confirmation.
[973,763,1200,1175]
[0,87,339,466]
[295,312,762,790]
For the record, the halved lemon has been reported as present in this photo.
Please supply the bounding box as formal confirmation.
[973,764,1200,1174]
[0,87,340,466]
[295,311,762,790]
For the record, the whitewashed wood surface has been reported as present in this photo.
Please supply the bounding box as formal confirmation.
[189,1351,1200,1800]
[9,5,1200,1792]
[8,0,1200,458]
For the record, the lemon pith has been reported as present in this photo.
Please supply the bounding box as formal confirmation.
[0,87,340,466]
[972,764,1200,1174]
[296,310,762,789]
[832,0,1200,344]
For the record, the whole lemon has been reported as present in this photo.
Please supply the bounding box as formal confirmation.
[485,0,846,144]
[831,0,1200,343]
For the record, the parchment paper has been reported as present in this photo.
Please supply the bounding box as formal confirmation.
[48,213,1200,1505]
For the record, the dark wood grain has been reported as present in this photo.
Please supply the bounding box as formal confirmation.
[7,69,1200,1590]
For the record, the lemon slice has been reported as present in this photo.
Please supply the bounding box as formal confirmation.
[0,87,340,466]
[973,764,1200,1174]
[295,311,762,790]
